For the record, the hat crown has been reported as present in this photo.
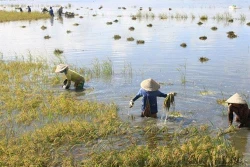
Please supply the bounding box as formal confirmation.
[140,78,160,91]
[226,93,246,104]
[55,64,68,73]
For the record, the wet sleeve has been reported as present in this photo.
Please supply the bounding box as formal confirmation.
[157,91,168,98]
[228,104,234,125]
[132,89,142,102]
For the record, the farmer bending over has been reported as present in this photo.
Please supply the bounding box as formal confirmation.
[226,93,250,128]
[55,64,85,90]
[129,78,173,118]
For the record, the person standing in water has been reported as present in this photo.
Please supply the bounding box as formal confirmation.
[27,6,31,12]
[55,64,85,90]
[226,93,250,128]
[129,78,174,118]
[49,6,54,17]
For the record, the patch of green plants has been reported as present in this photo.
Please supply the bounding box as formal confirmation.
[113,35,121,40]
[54,49,63,55]
[200,15,208,21]
[0,11,50,22]
[106,22,112,25]
[147,23,153,27]
[227,31,237,39]
[44,35,51,39]
[66,30,72,34]
[129,27,135,31]
[159,13,168,19]
[127,37,134,41]
[137,40,145,44]
[20,25,26,28]
[199,57,209,63]
[41,25,47,30]
[73,23,79,26]
[199,36,207,40]
[197,21,203,25]
[211,26,218,31]
[180,43,187,48]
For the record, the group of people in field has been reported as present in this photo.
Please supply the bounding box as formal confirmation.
[55,64,250,128]
[16,5,64,17]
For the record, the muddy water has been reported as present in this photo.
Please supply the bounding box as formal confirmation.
[1,0,250,164]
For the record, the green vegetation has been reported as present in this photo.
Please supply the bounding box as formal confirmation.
[54,49,64,55]
[180,43,187,48]
[137,40,145,44]
[113,35,121,40]
[199,36,207,40]
[41,25,47,30]
[147,23,153,27]
[44,35,51,39]
[200,15,208,21]
[0,57,243,166]
[0,11,50,22]
[129,27,135,31]
[106,22,112,25]
[199,57,209,63]
[127,37,134,41]
[159,13,168,19]
[211,26,218,31]
[227,31,237,39]
[66,30,72,34]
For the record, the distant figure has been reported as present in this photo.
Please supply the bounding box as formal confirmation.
[129,78,174,118]
[55,64,85,90]
[15,7,23,12]
[42,7,48,13]
[49,6,54,17]
[27,6,31,12]
[58,6,63,16]
[226,93,250,128]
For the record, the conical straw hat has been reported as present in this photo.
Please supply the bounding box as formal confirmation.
[226,93,246,104]
[55,64,68,73]
[140,78,160,91]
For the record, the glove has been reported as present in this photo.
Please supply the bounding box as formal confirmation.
[129,100,134,108]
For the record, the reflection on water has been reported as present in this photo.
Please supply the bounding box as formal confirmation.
[1,0,250,163]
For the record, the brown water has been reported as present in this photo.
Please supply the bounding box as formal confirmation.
[1,0,250,164]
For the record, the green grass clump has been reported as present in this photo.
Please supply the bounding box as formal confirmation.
[216,99,227,106]
[73,23,79,26]
[106,21,112,25]
[0,11,50,22]
[199,36,207,40]
[66,30,72,34]
[200,15,208,21]
[127,37,134,41]
[246,22,250,26]
[20,25,26,28]
[41,25,47,30]
[159,13,168,19]
[197,21,203,25]
[180,43,187,48]
[199,57,209,63]
[211,26,218,31]
[44,35,51,39]
[129,27,135,31]
[137,40,145,44]
[54,49,63,55]
[147,23,153,27]
[113,35,121,40]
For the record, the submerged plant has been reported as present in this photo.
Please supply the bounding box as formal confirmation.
[246,22,250,26]
[129,27,135,31]
[216,98,227,106]
[227,31,237,39]
[211,26,218,31]
[159,13,168,19]
[113,35,121,40]
[147,23,153,27]
[66,30,72,34]
[127,37,134,41]
[44,35,51,39]
[200,15,208,21]
[73,23,79,26]
[199,57,209,63]
[136,40,145,44]
[199,36,207,40]
[197,21,203,25]
[41,25,47,30]
[106,22,112,25]
[54,49,64,55]
[180,43,187,48]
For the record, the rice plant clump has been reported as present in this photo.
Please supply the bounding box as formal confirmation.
[54,49,64,55]
[180,43,187,48]
[159,13,168,19]
[228,19,234,23]
[41,25,47,30]
[199,57,209,63]
[113,35,121,40]
[246,22,250,26]
[44,35,51,39]
[0,11,50,22]
[197,21,203,25]
[137,40,145,44]
[21,25,26,28]
[211,26,218,31]
[147,24,153,27]
[200,15,208,21]
[106,22,112,25]
[113,19,118,23]
[127,37,134,41]
[199,36,207,40]
[227,31,237,39]
[129,27,135,31]
[73,23,79,26]
[66,30,72,34]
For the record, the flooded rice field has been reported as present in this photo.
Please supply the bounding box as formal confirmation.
[1,0,250,165]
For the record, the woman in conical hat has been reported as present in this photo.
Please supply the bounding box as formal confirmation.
[55,64,85,90]
[129,78,174,118]
[226,93,250,128]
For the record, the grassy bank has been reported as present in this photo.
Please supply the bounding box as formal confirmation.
[0,11,50,22]
[0,57,243,166]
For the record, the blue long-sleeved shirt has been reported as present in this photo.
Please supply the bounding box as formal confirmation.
[132,88,167,114]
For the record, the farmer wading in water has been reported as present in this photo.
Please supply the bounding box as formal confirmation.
[226,93,250,128]
[55,64,85,90]
[129,78,174,118]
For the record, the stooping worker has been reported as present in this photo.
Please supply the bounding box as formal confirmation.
[129,78,173,118]
[55,64,85,90]
[58,6,63,16]
[226,93,250,128]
